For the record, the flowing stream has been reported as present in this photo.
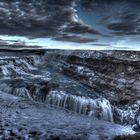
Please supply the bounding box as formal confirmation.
[0,50,114,123]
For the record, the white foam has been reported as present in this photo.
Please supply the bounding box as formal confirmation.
[46,90,114,122]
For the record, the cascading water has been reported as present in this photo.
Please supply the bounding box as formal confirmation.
[0,0,139,138]
[1,65,9,76]
[13,88,30,98]
[1,50,138,129]
[46,90,114,122]
[0,52,45,99]
[0,54,43,77]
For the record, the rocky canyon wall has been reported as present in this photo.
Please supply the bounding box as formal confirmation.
[45,50,140,126]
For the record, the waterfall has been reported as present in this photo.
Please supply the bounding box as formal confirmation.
[46,90,114,122]
[13,87,35,101]
[0,55,43,77]
[114,105,139,125]
[17,59,37,70]
[13,88,29,97]
[1,66,9,76]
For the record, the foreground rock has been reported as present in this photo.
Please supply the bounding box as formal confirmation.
[0,91,135,140]
[114,133,140,140]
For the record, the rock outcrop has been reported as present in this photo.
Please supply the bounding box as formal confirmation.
[114,133,140,140]
[0,49,140,128]
[45,50,140,126]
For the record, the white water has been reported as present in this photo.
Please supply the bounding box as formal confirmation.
[0,52,114,123]
[0,55,42,77]
[13,88,29,98]
[46,90,114,122]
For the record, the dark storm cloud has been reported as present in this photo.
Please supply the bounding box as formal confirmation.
[80,0,140,36]
[0,0,99,43]
[64,22,99,34]
[0,0,140,44]
[54,34,97,43]
[107,13,140,35]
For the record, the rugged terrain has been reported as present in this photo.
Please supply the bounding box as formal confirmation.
[0,48,139,139]
[0,91,135,140]
[45,50,140,126]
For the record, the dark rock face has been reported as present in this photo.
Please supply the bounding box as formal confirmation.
[58,51,140,101]
[114,133,140,140]
[45,50,140,126]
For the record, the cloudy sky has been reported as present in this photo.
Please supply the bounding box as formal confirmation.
[0,0,140,50]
